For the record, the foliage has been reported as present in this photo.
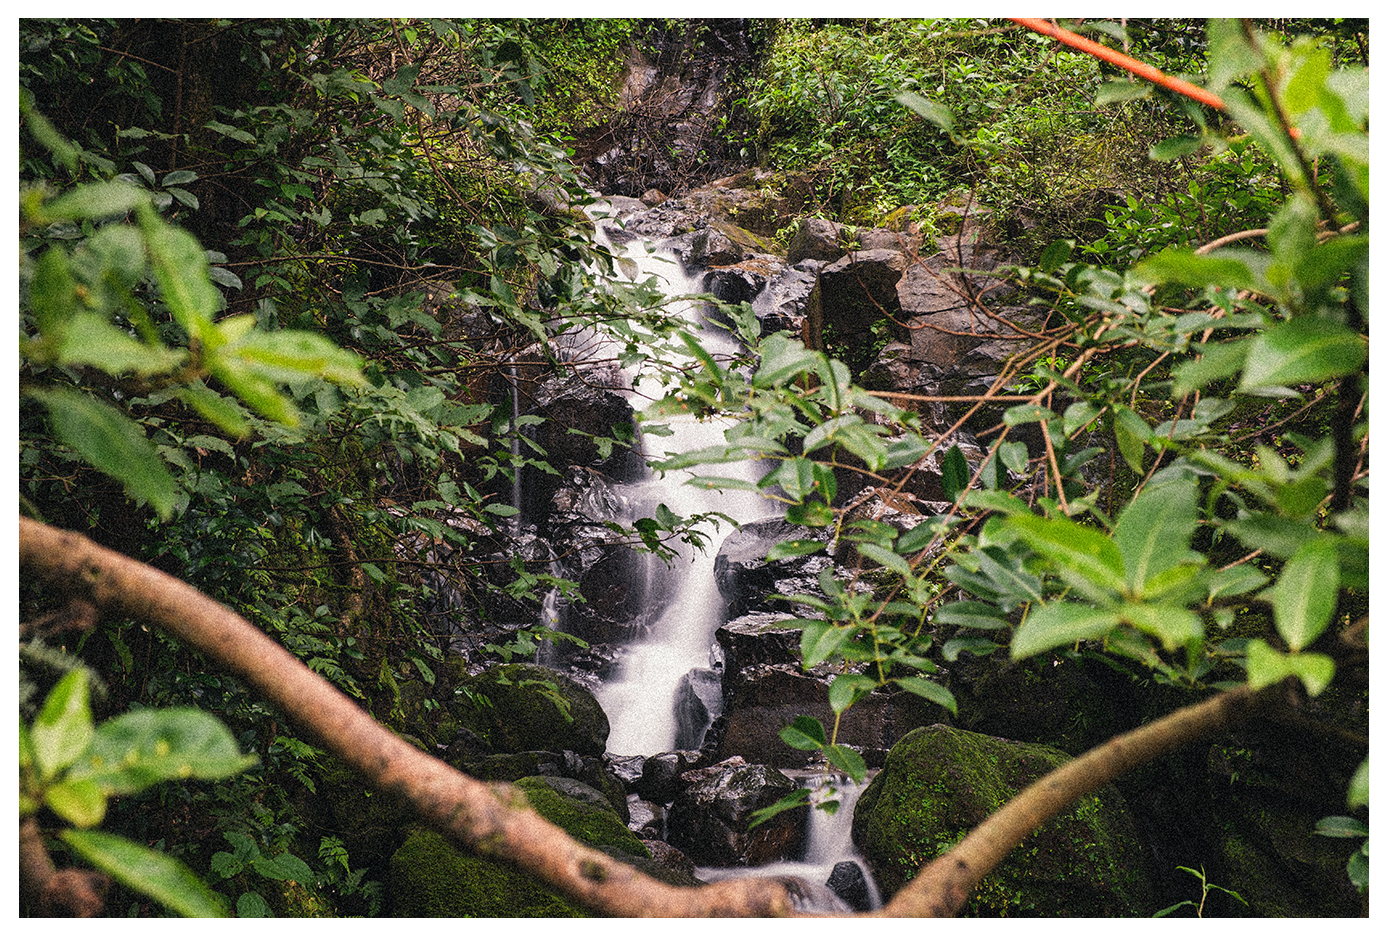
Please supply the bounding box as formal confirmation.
[20,669,254,916]
[1152,865,1248,917]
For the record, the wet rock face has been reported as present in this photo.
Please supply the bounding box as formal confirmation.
[666,758,804,866]
[713,518,835,617]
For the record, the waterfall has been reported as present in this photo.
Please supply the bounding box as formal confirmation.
[582,218,779,755]
[696,773,883,912]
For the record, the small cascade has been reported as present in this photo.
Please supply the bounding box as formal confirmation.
[582,214,779,755]
[696,773,882,913]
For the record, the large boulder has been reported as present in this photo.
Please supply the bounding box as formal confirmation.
[453,663,610,758]
[666,757,804,866]
[389,829,586,917]
[713,518,835,617]
[852,725,1153,915]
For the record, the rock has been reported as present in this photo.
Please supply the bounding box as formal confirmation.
[640,188,668,205]
[715,612,803,674]
[453,663,610,758]
[389,828,586,917]
[711,664,940,768]
[786,218,848,265]
[672,666,724,751]
[754,262,820,338]
[816,248,910,341]
[826,860,873,912]
[634,750,703,804]
[852,725,1153,914]
[713,518,835,617]
[513,776,649,859]
[628,798,666,839]
[667,758,804,866]
[639,839,702,884]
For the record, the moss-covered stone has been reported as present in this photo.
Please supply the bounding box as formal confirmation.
[389,829,588,917]
[512,776,649,859]
[453,663,610,757]
[852,724,1153,916]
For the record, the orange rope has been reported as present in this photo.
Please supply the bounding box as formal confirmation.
[1010,17,1227,111]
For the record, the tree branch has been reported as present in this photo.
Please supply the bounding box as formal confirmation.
[17,516,797,917]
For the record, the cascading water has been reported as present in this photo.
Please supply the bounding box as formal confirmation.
[581,221,779,755]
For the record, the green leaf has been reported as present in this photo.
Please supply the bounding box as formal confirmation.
[934,600,1009,631]
[252,851,314,884]
[766,539,826,561]
[1012,603,1122,661]
[1095,80,1153,106]
[1150,134,1203,160]
[1113,477,1202,595]
[827,674,876,714]
[30,669,94,781]
[30,388,177,518]
[57,312,185,376]
[1038,239,1073,273]
[1271,538,1340,651]
[1239,317,1367,393]
[825,743,868,782]
[222,329,364,386]
[45,778,107,828]
[28,247,79,335]
[1245,639,1335,696]
[1112,405,1151,474]
[1003,404,1056,427]
[785,500,835,527]
[747,788,811,828]
[1007,512,1126,600]
[1119,602,1203,652]
[940,444,969,502]
[1137,247,1268,295]
[69,707,256,795]
[236,892,273,918]
[141,213,219,344]
[896,91,953,132]
[942,636,1000,661]
[801,621,852,668]
[753,332,823,388]
[779,715,827,751]
[177,383,251,438]
[856,542,912,577]
[893,677,957,715]
[42,181,148,222]
[1347,759,1368,810]
[62,830,228,917]
[1314,816,1369,839]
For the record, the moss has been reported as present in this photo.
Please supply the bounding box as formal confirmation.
[389,829,587,917]
[853,725,1152,916]
[454,663,610,757]
[513,777,649,859]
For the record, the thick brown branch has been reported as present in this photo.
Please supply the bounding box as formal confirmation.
[17,517,796,917]
[879,683,1266,917]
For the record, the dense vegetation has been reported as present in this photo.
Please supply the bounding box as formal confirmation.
[18,18,1367,916]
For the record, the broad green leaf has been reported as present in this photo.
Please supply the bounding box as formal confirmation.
[785,500,835,527]
[825,743,868,782]
[1113,477,1202,595]
[1203,564,1269,601]
[1119,602,1203,652]
[62,829,228,917]
[997,441,1029,475]
[1003,404,1056,427]
[31,669,94,781]
[1239,317,1367,393]
[1245,639,1335,696]
[934,600,1009,631]
[42,181,148,222]
[1112,405,1151,474]
[1347,759,1368,810]
[141,212,219,344]
[828,674,877,714]
[58,312,185,375]
[766,539,827,561]
[1172,338,1252,396]
[69,707,256,794]
[28,247,79,334]
[44,778,107,828]
[975,548,1044,608]
[208,357,298,425]
[754,332,823,388]
[1007,512,1126,600]
[1012,603,1122,660]
[251,851,314,884]
[1314,816,1369,839]
[942,636,1000,661]
[1271,538,1339,651]
[1150,134,1203,160]
[960,489,1030,516]
[801,621,852,668]
[177,383,251,438]
[779,715,827,750]
[1223,514,1321,559]
[236,892,273,918]
[941,444,969,502]
[857,542,912,578]
[893,677,957,715]
[30,388,177,519]
[224,329,364,386]
[1038,239,1073,273]
[1096,80,1153,106]
[896,91,953,132]
[1137,247,1269,295]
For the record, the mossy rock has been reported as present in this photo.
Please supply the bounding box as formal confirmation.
[512,776,648,859]
[852,725,1153,916]
[317,755,416,868]
[454,663,610,757]
[389,828,587,917]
